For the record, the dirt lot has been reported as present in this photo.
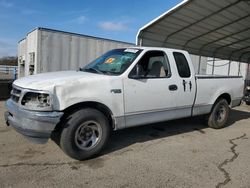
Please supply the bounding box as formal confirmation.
[0,101,250,188]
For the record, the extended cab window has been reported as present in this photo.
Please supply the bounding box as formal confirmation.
[129,51,171,79]
[173,52,191,78]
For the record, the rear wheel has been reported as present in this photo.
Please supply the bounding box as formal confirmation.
[59,108,110,160]
[206,99,229,129]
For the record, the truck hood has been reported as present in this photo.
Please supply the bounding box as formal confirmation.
[14,71,108,91]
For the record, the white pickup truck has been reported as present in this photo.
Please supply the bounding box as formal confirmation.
[5,47,244,160]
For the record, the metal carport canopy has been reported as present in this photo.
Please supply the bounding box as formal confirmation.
[137,0,250,63]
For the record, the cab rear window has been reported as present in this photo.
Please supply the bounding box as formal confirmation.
[173,52,191,78]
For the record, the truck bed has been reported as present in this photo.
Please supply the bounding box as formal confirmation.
[192,75,244,116]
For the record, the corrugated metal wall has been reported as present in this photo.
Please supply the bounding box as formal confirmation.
[18,28,134,77]
[39,30,134,72]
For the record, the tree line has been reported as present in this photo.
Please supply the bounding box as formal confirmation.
[0,56,18,66]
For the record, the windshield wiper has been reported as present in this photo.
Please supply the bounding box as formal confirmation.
[102,71,119,75]
[81,67,104,74]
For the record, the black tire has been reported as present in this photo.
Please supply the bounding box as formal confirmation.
[206,99,229,129]
[59,108,110,160]
[246,101,250,105]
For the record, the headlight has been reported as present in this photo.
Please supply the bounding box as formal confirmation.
[21,92,52,111]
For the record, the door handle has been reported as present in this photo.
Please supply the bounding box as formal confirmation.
[189,81,192,91]
[183,80,187,92]
[169,84,178,91]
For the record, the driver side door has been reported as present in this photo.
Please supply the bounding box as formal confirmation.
[123,50,188,127]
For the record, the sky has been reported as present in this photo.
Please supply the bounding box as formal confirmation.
[0,0,182,57]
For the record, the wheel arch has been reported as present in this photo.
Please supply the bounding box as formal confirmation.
[55,101,116,132]
[215,93,231,106]
[209,93,231,114]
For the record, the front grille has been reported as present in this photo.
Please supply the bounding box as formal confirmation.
[11,86,22,103]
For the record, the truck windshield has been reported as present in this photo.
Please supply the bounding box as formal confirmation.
[82,48,142,75]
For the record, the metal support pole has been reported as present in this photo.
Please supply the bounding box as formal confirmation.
[238,62,241,76]
[248,64,250,85]
[246,64,250,86]
[228,60,231,75]
[212,57,215,75]
[138,38,143,46]
[198,56,201,74]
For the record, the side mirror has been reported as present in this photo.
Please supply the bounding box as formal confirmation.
[129,64,143,79]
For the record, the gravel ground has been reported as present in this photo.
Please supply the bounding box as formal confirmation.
[0,101,250,188]
[0,73,13,80]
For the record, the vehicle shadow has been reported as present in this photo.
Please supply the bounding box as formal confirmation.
[102,109,250,155]
[227,109,250,126]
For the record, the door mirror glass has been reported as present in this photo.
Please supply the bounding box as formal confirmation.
[129,64,145,79]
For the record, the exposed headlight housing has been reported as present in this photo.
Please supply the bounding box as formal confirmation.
[21,92,52,111]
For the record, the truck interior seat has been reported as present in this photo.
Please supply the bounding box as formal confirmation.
[148,61,166,77]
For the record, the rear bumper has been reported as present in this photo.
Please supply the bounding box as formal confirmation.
[5,99,63,143]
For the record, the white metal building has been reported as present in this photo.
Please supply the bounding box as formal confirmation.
[18,28,134,78]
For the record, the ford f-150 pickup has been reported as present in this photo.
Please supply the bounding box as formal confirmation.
[5,47,244,160]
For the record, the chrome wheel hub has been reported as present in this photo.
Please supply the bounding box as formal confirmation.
[74,121,102,150]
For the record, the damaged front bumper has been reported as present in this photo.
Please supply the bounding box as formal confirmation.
[4,99,63,144]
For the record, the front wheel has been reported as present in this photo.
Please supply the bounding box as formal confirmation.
[59,108,110,160]
[206,99,229,129]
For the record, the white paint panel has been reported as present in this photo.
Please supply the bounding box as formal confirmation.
[195,77,244,108]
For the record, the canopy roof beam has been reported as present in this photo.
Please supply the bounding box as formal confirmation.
[213,37,250,57]
[183,14,250,50]
[199,27,250,54]
[163,0,243,45]
[137,0,250,63]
